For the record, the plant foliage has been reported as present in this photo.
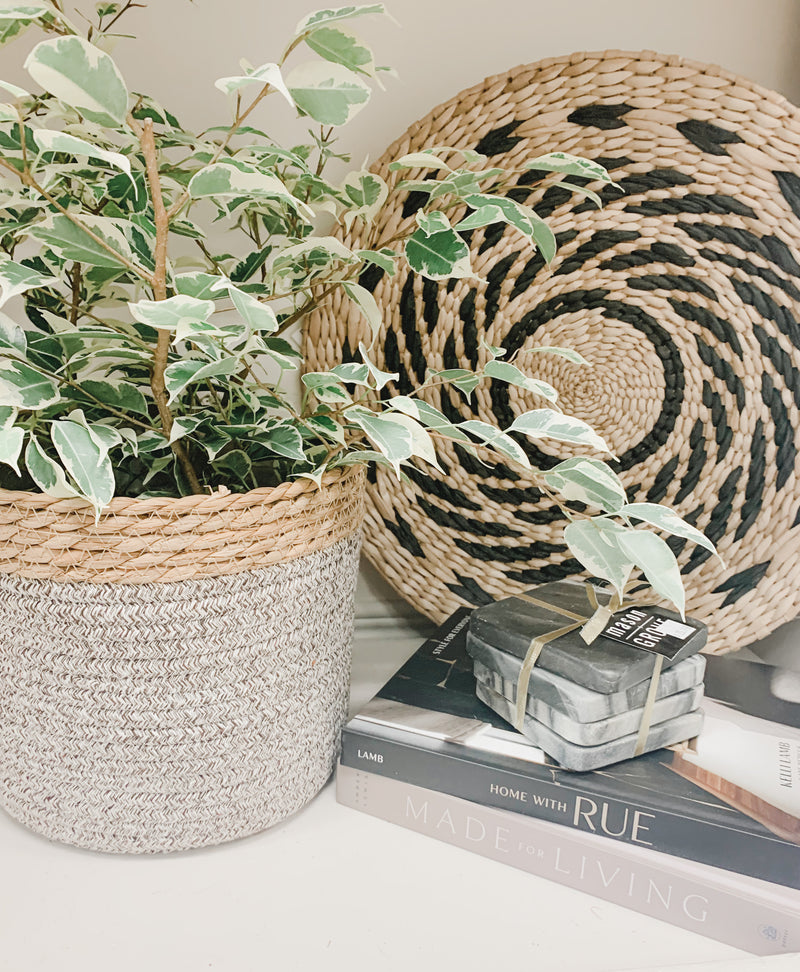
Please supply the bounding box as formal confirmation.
[0,1,716,608]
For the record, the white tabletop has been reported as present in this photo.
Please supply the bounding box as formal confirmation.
[0,563,797,972]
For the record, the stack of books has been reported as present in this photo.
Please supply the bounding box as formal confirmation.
[336,607,800,955]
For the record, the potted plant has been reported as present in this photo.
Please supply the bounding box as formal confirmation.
[0,1,713,853]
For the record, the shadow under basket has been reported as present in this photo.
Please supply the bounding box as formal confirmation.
[0,466,365,854]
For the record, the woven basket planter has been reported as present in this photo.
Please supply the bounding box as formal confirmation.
[0,466,365,854]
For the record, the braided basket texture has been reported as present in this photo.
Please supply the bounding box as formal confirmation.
[306,50,800,654]
[0,469,365,852]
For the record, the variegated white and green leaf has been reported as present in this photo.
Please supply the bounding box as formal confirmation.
[0,310,27,353]
[30,214,137,269]
[128,294,215,335]
[388,151,453,173]
[286,60,371,126]
[405,227,471,280]
[25,435,79,498]
[188,161,315,220]
[619,502,719,560]
[164,357,240,404]
[260,422,306,461]
[301,371,352,405]
[342,280,382,339]
[528,345,590,365]
[508,409,611,454]
[0,78,29,98]
[427,367,480,397]
[214,61,293,107]
[174,272,225,300]
[0,358,60,409]
[81,378,149,416]
[615,526,686,616]
[51,418,115,512]
[483,359,558,402]
[522,152,612,184]
[460,419,531,469]
[346,406,413,472]
[542,457,627,513]
[563,518,633,599]
[0,423,23,474]
[388,395,471,443]
[228,285,279,333]
[415,210,451,236]
[31,129,132,176]
[464,193,556,262]
[355,247,396,275]
[0,258,58,306]
[358,343,398,389]
[25,36,129,127]
[306,24,375,75]
[291,5,386,42]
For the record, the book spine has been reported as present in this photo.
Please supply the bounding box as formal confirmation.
[337,765,800,956]
[341,726,800,890]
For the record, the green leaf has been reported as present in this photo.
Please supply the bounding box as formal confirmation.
[229,285,278,333]
[0,424,23,474]
[261,422,307,462]
[0,78,29,98]
[0,311,27,354]
[542,457,627,513]
[619,502,719,559]
[163,357,240,404]
[455,205,505,231]
[522,152,612,184]
[358,342,398,389]
[0,3,50,18]
[81,379,149,416]
[356,248,396,275]
[330,361,370,384]
[301,371,352,405]
[25,35,129,127]
[342,170,387,220]
[483,359,558,402]
[128,294,215,334]
[188,160,315,219]
[405,227,471,280]
[286,60,371,126]
[214,61,293,107]
[459,419,531,469]
[464,193,556,262]
[30,214,136,269]
[563,519,633,599]
[292,5,386,39]
[25,435,78,498]
[0,258,58,306]
[51,418,115,511]
[304,414,345,445]
[428,367,480,397]
[388,152,453,173]
[387,395,471,443]
[615,527,686,616]
[174,272,224,300]
[306,24,375,75]
[507,409,611,454]
[342,280,382,339]
[0,358,60,408]
[168,413,206,445]
[415,210,451,236]
[347,406,413,471]
[528,346,589,365]
[31,129,132,176]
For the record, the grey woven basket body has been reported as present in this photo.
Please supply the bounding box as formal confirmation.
[0,469,364,853]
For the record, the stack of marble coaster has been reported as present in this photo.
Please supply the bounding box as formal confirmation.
[466,580,707,772]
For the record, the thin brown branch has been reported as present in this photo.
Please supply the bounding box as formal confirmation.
[68,262,82,325]
[137,114,203,494]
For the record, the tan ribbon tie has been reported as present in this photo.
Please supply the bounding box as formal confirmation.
[511,586,665,756]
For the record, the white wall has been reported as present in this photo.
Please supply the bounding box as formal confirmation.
[4,0,800,169]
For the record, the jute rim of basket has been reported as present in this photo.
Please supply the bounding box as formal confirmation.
[0,463,361,516]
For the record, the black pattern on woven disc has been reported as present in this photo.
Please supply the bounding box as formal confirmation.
[305,50,800,653]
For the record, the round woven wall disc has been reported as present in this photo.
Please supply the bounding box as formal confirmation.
[305,50,800,654]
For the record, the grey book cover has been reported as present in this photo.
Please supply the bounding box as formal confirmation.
[341,608,800,889]
[337,765,800,956]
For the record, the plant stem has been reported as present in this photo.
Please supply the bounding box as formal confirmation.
[136,113,203,494]
[68,262,82,325]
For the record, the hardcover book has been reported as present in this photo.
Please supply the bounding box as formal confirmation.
[337,765,800,955]
[340,609,800,889]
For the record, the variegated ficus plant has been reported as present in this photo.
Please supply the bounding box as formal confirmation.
[0,1,717,613]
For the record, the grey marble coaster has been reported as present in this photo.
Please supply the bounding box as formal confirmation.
[475,660,705,746]
[476,680,704,772]
[467,629,706,722]
[468,580,707,693]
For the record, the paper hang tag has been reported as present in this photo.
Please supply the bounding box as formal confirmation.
[600,607,698,660]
